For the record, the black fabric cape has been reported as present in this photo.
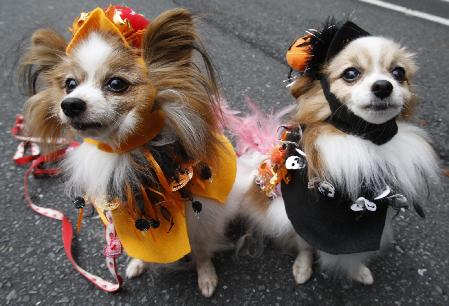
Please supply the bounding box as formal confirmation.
[281,166,389,254]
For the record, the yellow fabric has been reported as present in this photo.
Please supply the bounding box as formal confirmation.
[95,134,237,263]
[190,135,237,204]
[99,200,190,264]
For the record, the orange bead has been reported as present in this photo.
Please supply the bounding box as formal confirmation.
[270,149,285,164]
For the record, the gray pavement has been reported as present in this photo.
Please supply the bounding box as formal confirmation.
[0,0,448,305]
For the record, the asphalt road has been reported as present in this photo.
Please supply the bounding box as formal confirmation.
[1,0,448,305]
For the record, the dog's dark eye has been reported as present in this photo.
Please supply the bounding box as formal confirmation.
[342,68,360,82]
[65,78,78,93]
[105,77,129,93]
[391,67,406,82]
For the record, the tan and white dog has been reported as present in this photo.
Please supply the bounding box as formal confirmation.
[19,6,240,297]
[230,20,440,285]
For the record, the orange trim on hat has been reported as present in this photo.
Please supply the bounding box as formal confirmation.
[66,7,128,54]
[66,6,149,54]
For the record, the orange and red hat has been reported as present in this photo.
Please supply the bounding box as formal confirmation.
[66,5,150,54]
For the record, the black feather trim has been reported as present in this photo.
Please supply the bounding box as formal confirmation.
[303,17,340,78]
[301,18,370,78]
[150,141,191,182]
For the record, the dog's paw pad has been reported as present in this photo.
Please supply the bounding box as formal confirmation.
[198,273,218,298]
[352,265,374,285]
[292,262,312,284]
[126,259,147,279]
[197,262,218,298]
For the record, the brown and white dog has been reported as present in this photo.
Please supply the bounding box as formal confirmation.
[231,21,440,285]
[19,7,240,297]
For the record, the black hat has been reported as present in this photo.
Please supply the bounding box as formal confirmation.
[287,19,370,78]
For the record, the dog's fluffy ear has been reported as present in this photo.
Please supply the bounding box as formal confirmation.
[142,8,218,95]
[19,29,67,148]
[399,49,418,119]
[290,76,314,99]
[20,29,66,95]
[142,9,222,163]
[291,77,330,125]
[143,9,198,68]
[24,89,66,149]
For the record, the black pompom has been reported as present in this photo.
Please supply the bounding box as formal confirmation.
[73,197,85,209]
[135,219,151,231]
[148,218,160,228]
[200,165,212,180]
[179,188,192,200]
[192,201,202,215]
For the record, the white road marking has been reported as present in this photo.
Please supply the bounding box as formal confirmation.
[359,0,449,27]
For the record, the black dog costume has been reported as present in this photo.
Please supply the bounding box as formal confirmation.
[280,20,424,255]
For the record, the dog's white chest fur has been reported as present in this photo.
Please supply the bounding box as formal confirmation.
[315,122,439,201]
[62,142,131,198]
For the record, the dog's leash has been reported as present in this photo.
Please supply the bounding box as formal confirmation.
[12,114,123,293]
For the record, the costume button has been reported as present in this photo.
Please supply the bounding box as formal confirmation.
[73,196,85,209]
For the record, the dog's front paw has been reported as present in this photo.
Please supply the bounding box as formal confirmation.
[293,262,312,284]
[351,264,374,285]
[292,251,313,284]
[197,260,218,298]
[126,258,148,279]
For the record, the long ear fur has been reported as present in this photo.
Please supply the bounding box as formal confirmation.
[19,29,66,95]
[399,49,418,120]
[290,75,314,99]
[24,89,65,145]
[290,76,333,180]
[19,29,67,147]
[142,8,221,163]
[291,79,330,125]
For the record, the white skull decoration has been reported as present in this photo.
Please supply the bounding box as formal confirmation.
[285,148,306,170]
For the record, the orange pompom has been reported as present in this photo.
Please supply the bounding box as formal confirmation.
[270,148,286,164]
[286,34,312,71]
[258,161,269,174]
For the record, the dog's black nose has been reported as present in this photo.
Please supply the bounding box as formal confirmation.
[61,98,86,117]
[371,80,393,100]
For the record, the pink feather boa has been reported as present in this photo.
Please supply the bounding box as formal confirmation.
[219,97,295,156]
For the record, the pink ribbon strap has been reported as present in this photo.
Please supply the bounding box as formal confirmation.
[14,114,123,293]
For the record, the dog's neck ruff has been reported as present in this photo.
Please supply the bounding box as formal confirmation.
[320,77,398,145]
